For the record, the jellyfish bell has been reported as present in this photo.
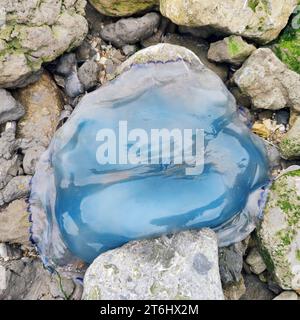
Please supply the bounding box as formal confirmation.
[29,44,270,273]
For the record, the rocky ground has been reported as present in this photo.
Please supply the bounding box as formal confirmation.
[0,0,300,300]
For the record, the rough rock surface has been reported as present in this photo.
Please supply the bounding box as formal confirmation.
[100,13,160,48]
[89,0,159,17]
[64,72,84,98]
[0,255,81,300]
[83,229,224,300]
[233,48,300,111]
[0,89,24,124]
[219,240,248,285]
[0,125,21,190]
[14,72,63,147]
[55,53,77,77]
[0,199,30,246]
[245,248,267,275]
[0,0,88,88]
[0,175,31,206]
[78,59,100,90]
[257,168,300,290]
[23,146,46,175]
[279,117,300,159]
[273,291,299,300]
[160,0,297,44]
[223,278,246,300]
[241,274,275,300]
[208,36,256,66]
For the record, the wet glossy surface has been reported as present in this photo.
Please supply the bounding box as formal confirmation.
[30,58,269,264]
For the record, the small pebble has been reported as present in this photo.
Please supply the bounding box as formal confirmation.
[245,248,267,275]
[56,53,77,77]
[65,72,84,98]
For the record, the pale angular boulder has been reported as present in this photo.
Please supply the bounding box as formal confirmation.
[0,0,88,88]
[89,0,159,17]
[257,168,300,290]
[83,229,224,300]
[208,36,256,66]
[160,0,297,44]
[233,49,300,111]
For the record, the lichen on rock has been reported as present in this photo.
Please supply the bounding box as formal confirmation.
[279,117,300,159]
[273,14,300,74]
[208,36,256,67]
[83,229,224,300]
[233,48,300,111]
[160,0,298,44]
[0,0,88,88]
[89,0,159,17]
[257,168,300,290]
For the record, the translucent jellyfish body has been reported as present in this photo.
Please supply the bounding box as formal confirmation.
[30,44,270,269]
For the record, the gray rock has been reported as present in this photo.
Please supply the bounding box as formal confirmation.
[6,69,44,89]
[208,36,256,66]
[56,53,77,77]
[23,145,46,175]
[257,168,300,290]
[0,176,31,206]
[223,277,246,300]
[76,41,97,62]
[122,44,138,56]
[219,241,248,285]
[233,49,300,111]
[230,87,251,109]
[0,89,25,125]
[275,110,290,126]
[83,229,224,300]
[268,278,284,295]
[78,60,100,91]
[241,274,275,300]
[0,243,22,261]
[0,156,21,190]
[0,199,30,246]
[100,13,161,48]
[273,291,298,300]
[0,257,81,300]
[0,0,88,88]
[279,117,300,159]
[0,124,22,189]
[0,126,18,160]
[65,72,85,98]
[245,248,267,275]
[160,0,297,44]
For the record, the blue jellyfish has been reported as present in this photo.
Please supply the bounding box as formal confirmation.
[29,44,270,269]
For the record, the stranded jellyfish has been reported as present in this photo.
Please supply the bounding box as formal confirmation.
[29,44,269,269]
